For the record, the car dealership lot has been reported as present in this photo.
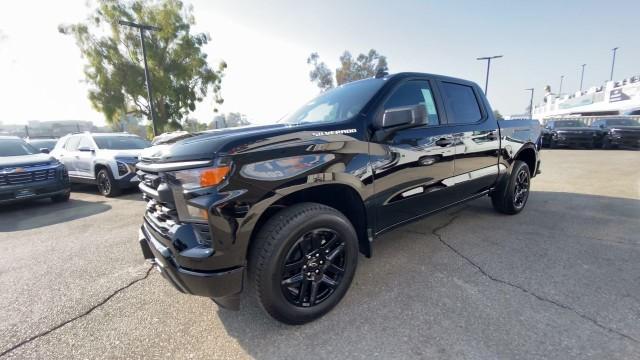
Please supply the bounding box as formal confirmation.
[1,150,639,359]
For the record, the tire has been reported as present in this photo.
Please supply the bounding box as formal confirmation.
[549,140,558,149]
[96,168,121,197]
[248,203,358,325]
[491,160,530,215]
[51,192,70,203]
[601,137,616,149]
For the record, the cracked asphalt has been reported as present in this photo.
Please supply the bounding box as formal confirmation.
[1,149,639,359]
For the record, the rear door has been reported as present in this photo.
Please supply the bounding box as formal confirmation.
[437,80,500,201]
[370,78,458,232]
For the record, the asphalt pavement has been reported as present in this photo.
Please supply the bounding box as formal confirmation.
[0,149,639,359]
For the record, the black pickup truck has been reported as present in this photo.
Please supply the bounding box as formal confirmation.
[136,72,541,324]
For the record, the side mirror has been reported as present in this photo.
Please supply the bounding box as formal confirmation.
[376,104,426,129]
[78,146,94,153]
[40,148,50,154]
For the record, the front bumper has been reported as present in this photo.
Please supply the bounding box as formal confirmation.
[0,179,70,205]
[138,223,244,309]
[607,135,640,147]
[115,172,140,188]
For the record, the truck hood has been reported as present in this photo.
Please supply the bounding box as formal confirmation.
[0,153,56,169]
[139,123,294,163]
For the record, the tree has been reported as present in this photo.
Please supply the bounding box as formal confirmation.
[307,49,389,91]
[59,0,226,133]
[493,110,504,120]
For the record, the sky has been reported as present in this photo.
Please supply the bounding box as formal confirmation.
[1,0,639,126]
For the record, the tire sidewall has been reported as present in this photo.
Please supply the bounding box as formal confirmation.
[504,161,530,214]
[256,207,358,324]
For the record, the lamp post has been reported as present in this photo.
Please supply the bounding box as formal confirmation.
[525,88,534,119]
[579,64,586,91]
[610,47,619,81]
[558,75,564,97]
[118,20,161,136]
[476,55,503,95]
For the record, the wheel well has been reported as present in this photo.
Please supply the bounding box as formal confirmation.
[515,147,536,176]
[250,184,371,258]
[94,164,108,177]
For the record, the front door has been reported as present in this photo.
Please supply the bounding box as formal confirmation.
[370,79,458,233]
[75,135,96,179]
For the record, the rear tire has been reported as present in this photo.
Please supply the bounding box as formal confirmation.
[248,203,358,325]
[491,160,530,215]
[96,168,121,197]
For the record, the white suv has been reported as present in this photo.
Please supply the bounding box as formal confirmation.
[51,132,150,197]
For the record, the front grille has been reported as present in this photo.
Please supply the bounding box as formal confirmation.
[0,167,57,185]
[144,198,179,236]
[137,169,162,190]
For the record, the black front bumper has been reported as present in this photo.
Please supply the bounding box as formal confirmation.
[0,179,70,205]
[138,223,244,309]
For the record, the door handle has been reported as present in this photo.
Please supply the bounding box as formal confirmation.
[487,131,498,141]
[435,138,452,147]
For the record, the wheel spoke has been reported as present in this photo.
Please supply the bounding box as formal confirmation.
[326,243,345,262]
[320,231,338,249]
[321,274,338,289]
[284,259,305,272]
[326,263,344,275]
[309,281,319,304]
[298,279,309,302]
[281,273,303,286]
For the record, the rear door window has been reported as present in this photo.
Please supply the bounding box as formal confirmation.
[441,82,482,124]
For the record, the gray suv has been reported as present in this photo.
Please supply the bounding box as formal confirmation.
[51,132,150,197]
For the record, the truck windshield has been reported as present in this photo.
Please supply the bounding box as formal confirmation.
[0,139,39,156]
[280,78,385,125]
[93,136,150,150]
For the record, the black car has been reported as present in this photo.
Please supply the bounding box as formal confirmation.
[590,117,640,149]
[26,137,60,153]
[135,72,541,324]
[541,119,600,148]
[0,136,70,205]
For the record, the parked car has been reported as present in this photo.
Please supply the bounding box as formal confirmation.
[590,117,640,149]
[0,136,70,205]
[541,119,600,148]
[25,137,60,153]
[135,72,541,324]
[51,132,150,197]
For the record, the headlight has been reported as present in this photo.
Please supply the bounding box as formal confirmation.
[171,166,231,190]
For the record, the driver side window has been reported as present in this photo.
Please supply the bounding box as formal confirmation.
[384,80,440,126]
[65,135,81,151]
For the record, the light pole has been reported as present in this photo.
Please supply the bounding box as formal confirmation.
[476,55,503,95]
[579,64,586,91]
[558,75,564,97]
[610,47,619,81]
[118,20,161,136]
[525,88,534,119]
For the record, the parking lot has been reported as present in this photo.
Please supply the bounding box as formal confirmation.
[0,149,639,359]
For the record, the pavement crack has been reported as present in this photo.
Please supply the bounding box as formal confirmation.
[0,266,154,358]
[411,211,639,344]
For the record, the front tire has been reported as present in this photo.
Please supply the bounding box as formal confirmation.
[249,203,358,325]
[96,168,121,197]
[491,160,531,215]
[51,192,70,203]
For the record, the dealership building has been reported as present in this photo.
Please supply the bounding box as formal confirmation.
[531,75,640,122]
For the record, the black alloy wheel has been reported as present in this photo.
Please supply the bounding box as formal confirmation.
[491,160,530,215]
[249,202,358,324]
[280,228,346,307]
[97,168,121,197]
[512,167,530,210]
